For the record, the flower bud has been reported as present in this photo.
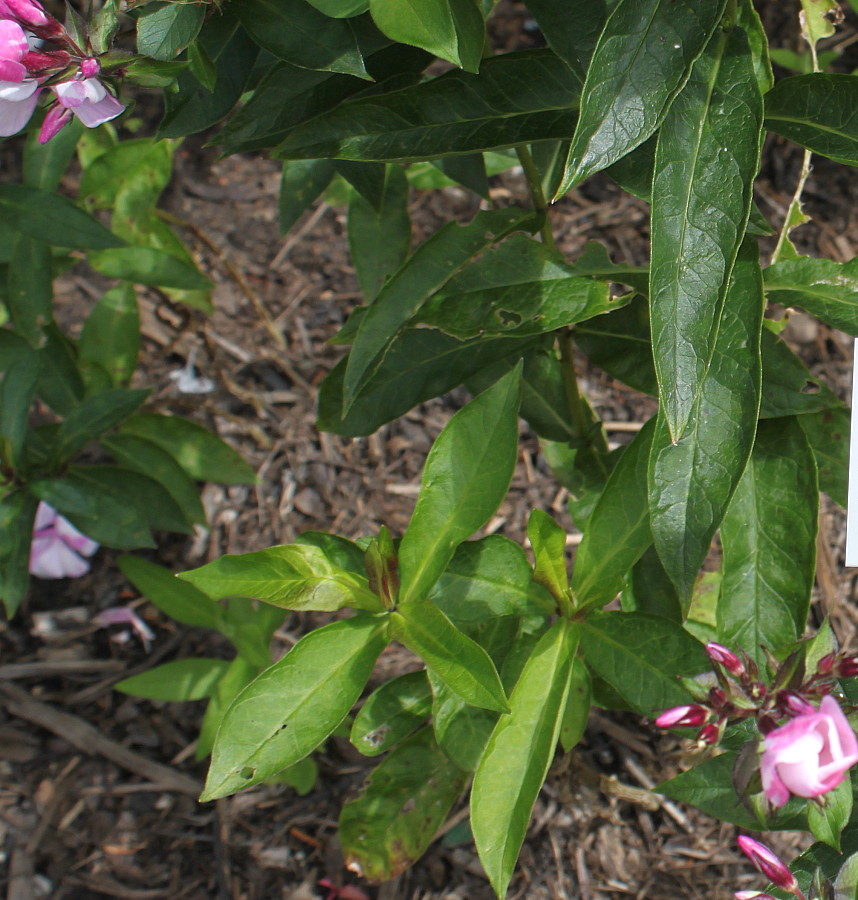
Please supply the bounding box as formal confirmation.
[706,642,745,676]
[696,722,721,745]
[654,704,708,728]
[80,57,100,78]
[736,836,799,893]
[817,653,836,675]
[21,49,70,73]
[734,893,778,900]
[782,693,815,716]
[838,656,858,678]
[708,687,728,709]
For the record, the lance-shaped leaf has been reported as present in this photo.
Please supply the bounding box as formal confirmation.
[556,0,727,196]
[116,658,231,702]
[339,728,467,881]
[197,657,260,759]
[765,74,858,167]
[799,406,849,508]
[808,778,851,851]
[0,354,39,469]
[471,620,579,899]
[649,240,764,606]
[527,508,568,606]
[764,256,858,334]
[53,389,149,465]
[430,673,498,772]
[718,417,818,666]
[343,209,535,408]
[580,611,706,715]
[560,658,591,753]
[180,544,382,612]
[390,602,509,713]
[78,284,140,388]
[397,363,522,605]
[350,669,432,756]
[760,330,840,418]
[649,25,763,440]
[201,614,389,799]
[274,49,582,162]
[0,490,37,617]
[572,418,655,611]
[524,0,606,78]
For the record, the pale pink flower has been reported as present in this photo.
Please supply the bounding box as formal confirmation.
[760,695,858,807]
[29,502,99,579]
[0,19,40,135]
[93,606,155,651]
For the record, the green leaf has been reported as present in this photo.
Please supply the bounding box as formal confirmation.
[649,25,763,440]
[0,491,37,617]
[54,389,149,464]
[340,728,467,880]
[429,535,553,624]
[118,555,219,630]
[180,544,382,612]
[7,236,52,344]
[369,0,484,72]
[799,406,849,507]
[559,658,591,753]
[556,0,727,195]
[622,545,682,622]
[116,658,232,701]
[760,329,841,418]
[834,848,858,899]
[718,417,818,665]
[197,656,260,758]
[648,239,763,605]
[343,209,535,407]
[88,247,211,291]
[35,325,84,415]
[136,2,205,60]
[0,185,123,249]
[527,508,568,606]
[279,159,336,234]
[390,602,509,712]
[306,0,368,16]
[23,118,83,192]
[0,354,39,469]
[78,284,140,388]
[471,620,579,899]
[201,614,388,799]
[296,530,367,575]
[430,672,497,771]
[524,0,606,78]
[572,418,655,611]
[120,413,256,484]
[765,256,858,335]
[348,164,411,301]
[765,74,858,166]
[233,0,369,78]
[580,611,706,715]
[432,153,490,199]
[398,363,522,605]
[417,234,616,339]
[337,160,386,208]
[100,434,207,527]
[274,49,581,161]
[808,777,852,851]
[350,669,432,755]
[318,329,539,437]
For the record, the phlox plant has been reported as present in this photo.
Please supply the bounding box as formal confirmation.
[7,0,858,897]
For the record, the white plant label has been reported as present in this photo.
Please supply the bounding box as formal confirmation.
[847,337,858,566]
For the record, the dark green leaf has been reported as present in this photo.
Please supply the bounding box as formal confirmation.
[116,658,232,701]
[7,237,53,344]
[78,284,140,388]
[201,614,388,799]
[650,26,763,439]
[180,544,382,612]
[136,2,206,60]
[390,602,509,712]
[23,118,82,192]
[0,354,39,468]
[765,256,858,335]
[808,778,851,851]
[306,0,368,15]
[0,491,37,617]
[350,669,432,755]
[556,0,727,195]
[340,728,467,880]
[54,389,148,464]
[120,413,256,484]
[622,545,682,622]
[471,620,579,899]
[718,417,818,665]
[524,0,606,78]
[398,363,521,605]
[765,74,858,166]
[799,406,849,507]
[119,555,219,629]
[432,154,489,199]
[279,159,336,234]
[760,328,841,418]
[580,611,706,715]
[88,247,211,291]
[649,239,763,605]
[274,49,581,161]
[35,325,84,416]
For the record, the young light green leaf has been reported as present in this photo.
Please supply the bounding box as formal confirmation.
[649,239,763,606]
[580,611,706,715]
[350,669,432,756]
[180,544,382,612]
[650,25,763,440]
[559,658,591,753]
[471,620,579,899]
[369,0,484,72]
[799,406,849,508]
[197,657,261,759]
[340,728,467,881]
[119,555,220,630]
[274,49,582,162]
[343,209,535,408]
[201,614,389,800]
[809,778,852,851]
[116,658,232,702]
[572,418,655,611]
[765,256,858,334]
[390,602,509,713]
[527,508,568,606]
[430,673,497,772]
[78,284,140,388]
[718,417,818,666]
[556,0,727,196]
[398,363,522,605]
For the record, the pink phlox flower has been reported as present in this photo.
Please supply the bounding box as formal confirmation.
[760,695,858,807]
[0,0,65,39]
[39,73,123,142]
[29,501,99,579]
[0,18,40,135]
[654,704,708,729]
[734,893,778,900]
[736,836,799,893]
[93,606,155,651]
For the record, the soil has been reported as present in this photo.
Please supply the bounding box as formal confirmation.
[3,3,858,899]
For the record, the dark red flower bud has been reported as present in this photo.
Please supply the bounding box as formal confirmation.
[708,687,728,709]
[736,837,799,893]
[782,692,815,716]
[817,653,836,675]
[706,642,745,676]
[838,656,858,678]
[21,49,70,73]
[696,722,720,745]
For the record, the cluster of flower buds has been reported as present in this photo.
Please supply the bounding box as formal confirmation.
[735,836,806,900]
[656,641,858,808]
[0,0,122,142]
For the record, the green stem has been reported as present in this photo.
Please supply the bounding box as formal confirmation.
[558,328,592,440]
[515,144,557,251]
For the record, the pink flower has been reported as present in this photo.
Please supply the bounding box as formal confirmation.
[29,502,99,579]
[93,606,155,651]
[0,0,65,39]
[706,641,745,676]
[39,75,123,142]
[736,837,799,894]
[654,704,708,728]
[760,695,858,807]
[0,19,40,135]
[734,893,778,900]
